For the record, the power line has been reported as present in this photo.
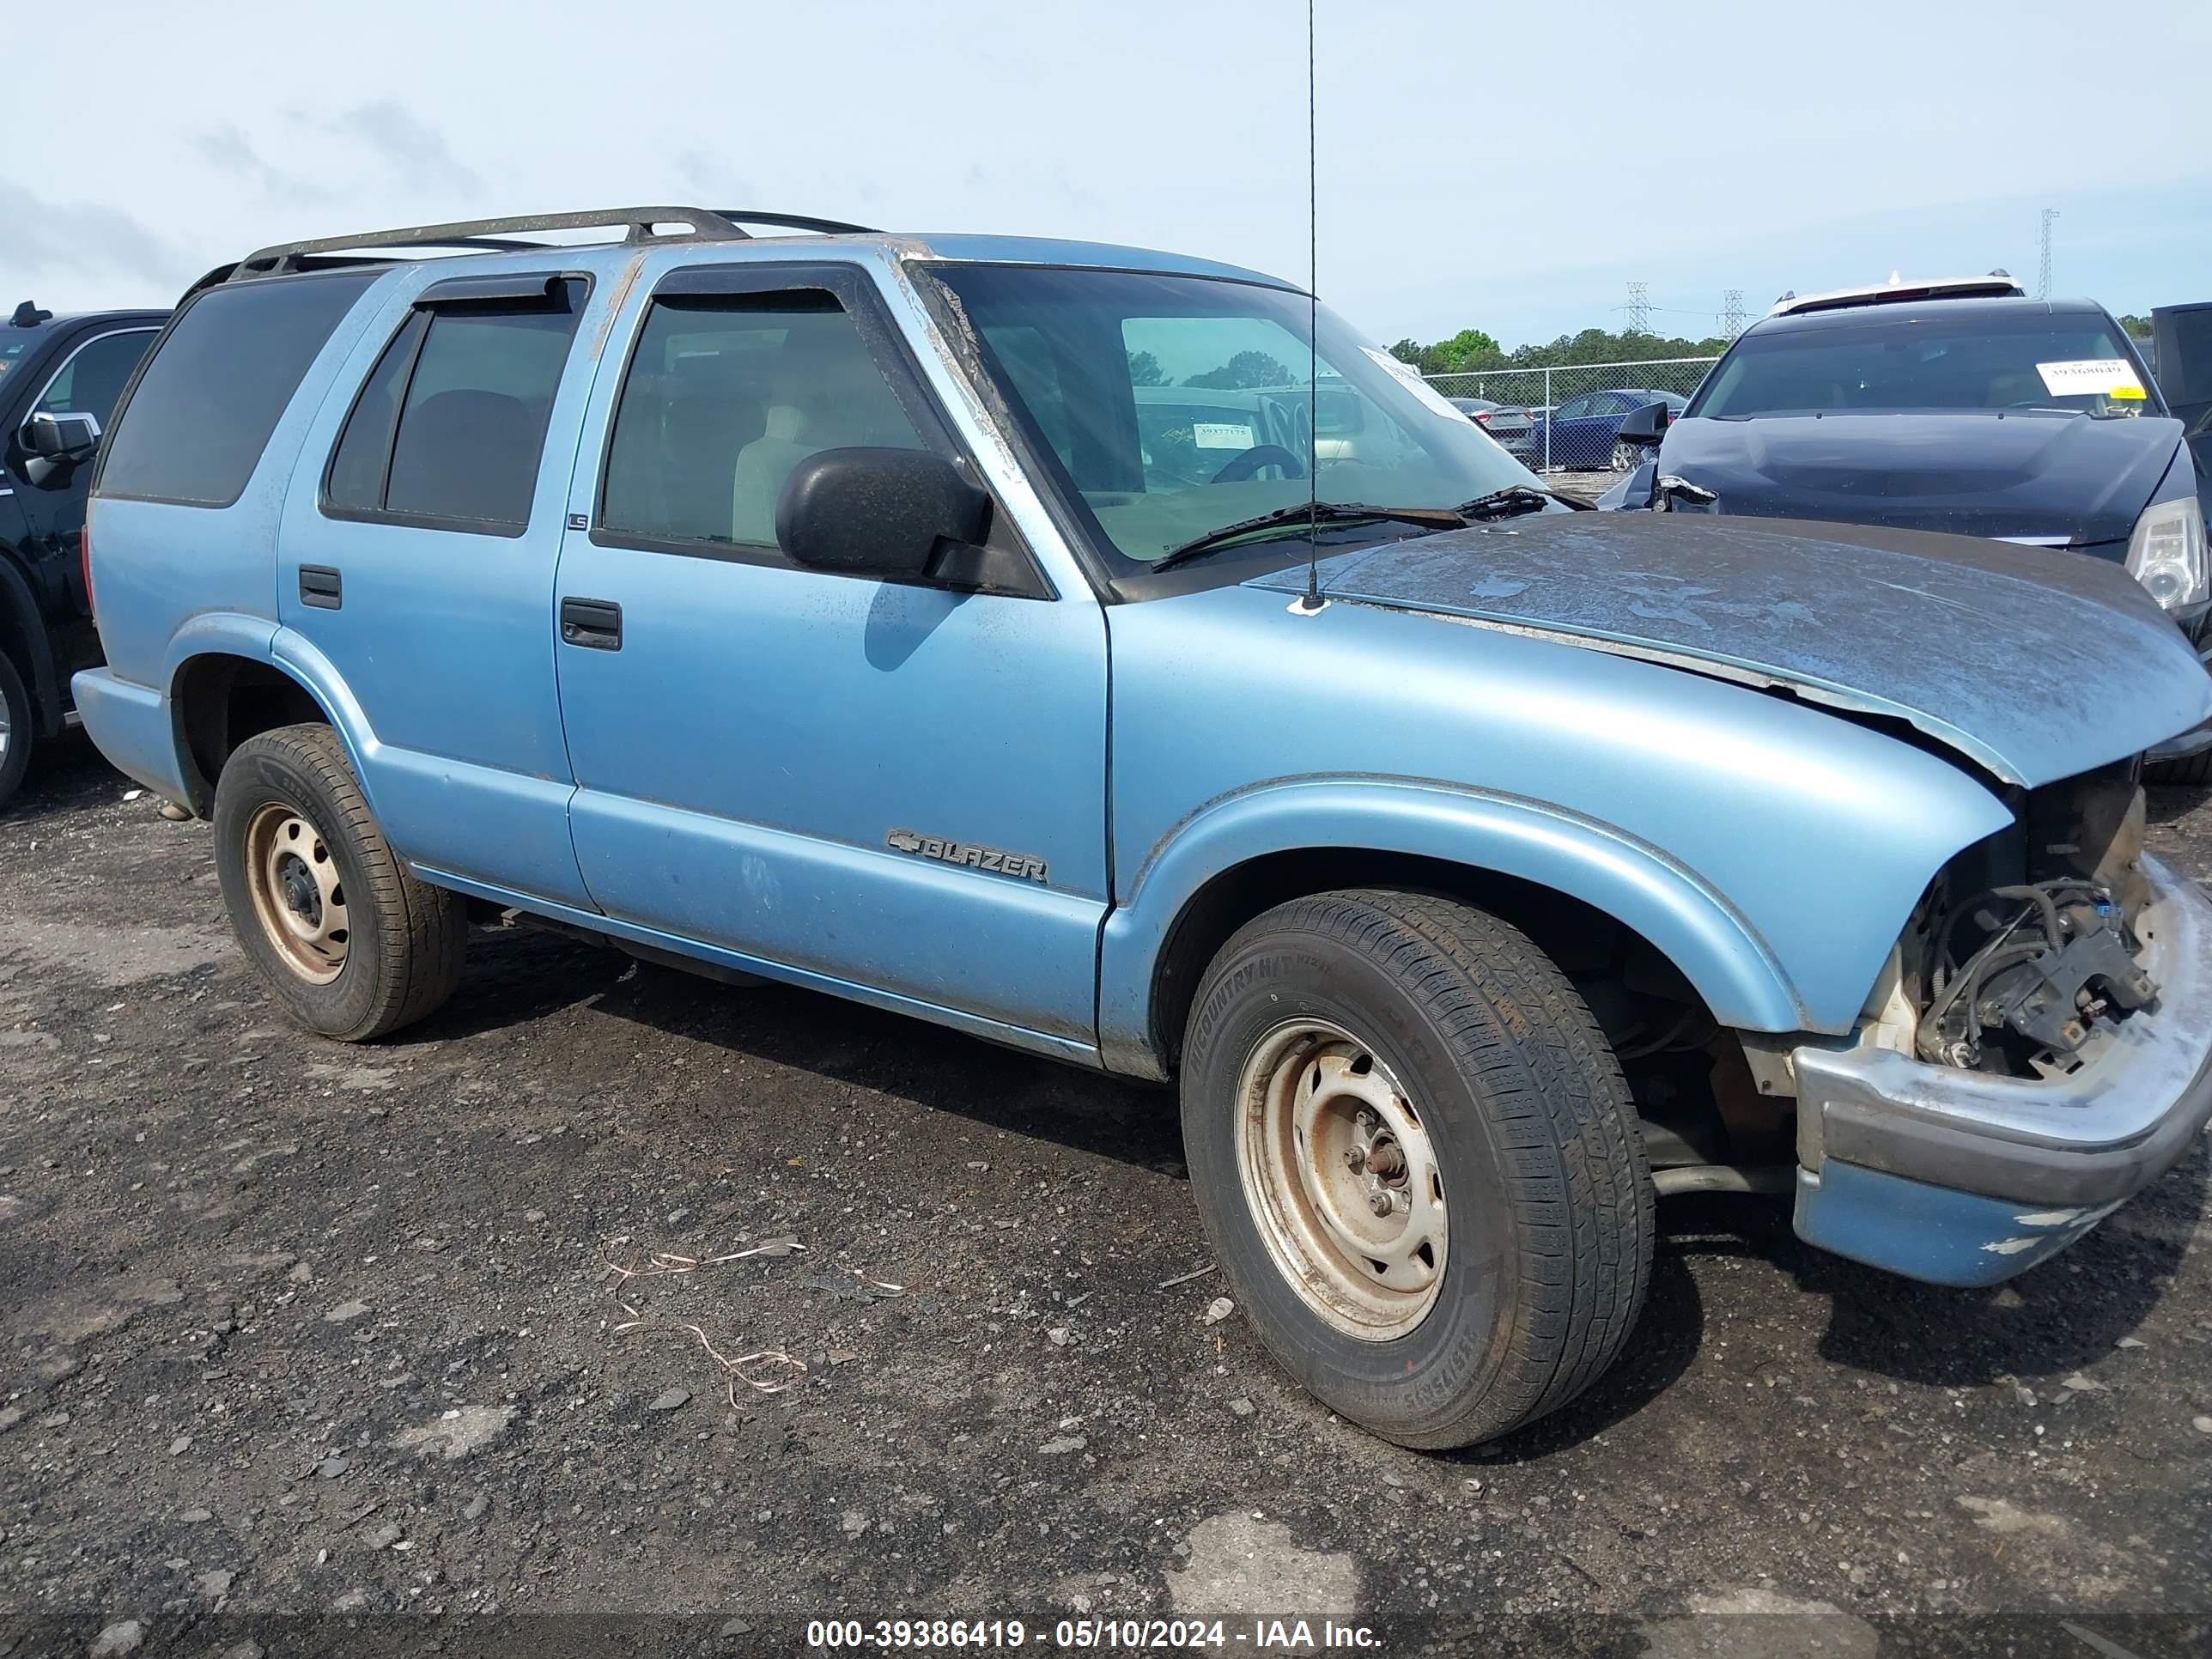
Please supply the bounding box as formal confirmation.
[1624,280,1650,335]
[2039,208,2059,300]
[1722,289,1747,337]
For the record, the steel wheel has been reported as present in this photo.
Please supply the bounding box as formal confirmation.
[1234,1018,1447,1341]
[241,801,349,983]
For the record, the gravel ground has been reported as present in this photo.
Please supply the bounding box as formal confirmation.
[2,732,2208,1658]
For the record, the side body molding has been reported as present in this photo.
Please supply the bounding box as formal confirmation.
[1097,775,1807,1079]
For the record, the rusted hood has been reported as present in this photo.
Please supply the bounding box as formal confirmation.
[1249,512,2212,787]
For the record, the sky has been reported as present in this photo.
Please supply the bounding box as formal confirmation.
[9,0,2209,353]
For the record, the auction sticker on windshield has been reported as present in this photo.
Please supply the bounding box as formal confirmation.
[2036,359,2148,398]
[1193,422,1255,449]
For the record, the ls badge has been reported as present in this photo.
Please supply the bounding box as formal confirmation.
[885,829,1048,884]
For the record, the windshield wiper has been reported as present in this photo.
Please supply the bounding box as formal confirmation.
[1149,501,1468,574]
[1455,485,1566,519]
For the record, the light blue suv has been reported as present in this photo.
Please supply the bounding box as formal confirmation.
[74,208,2212,1449]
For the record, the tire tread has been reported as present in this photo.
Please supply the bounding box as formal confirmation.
[220,724,465,1041]
[1206,887,1653,1447]
[2146,749,2212,787]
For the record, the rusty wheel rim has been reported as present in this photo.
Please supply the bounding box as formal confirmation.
[1234,1018,1448,1341]
[242,802,349,984]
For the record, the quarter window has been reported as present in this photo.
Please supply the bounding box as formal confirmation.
[325,281,585,532]
[599,290,926,551]
[100,270,380,508]
[325,313,427,514]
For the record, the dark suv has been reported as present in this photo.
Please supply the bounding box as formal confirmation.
[1602,278,2210,776]
[0,301,167,805]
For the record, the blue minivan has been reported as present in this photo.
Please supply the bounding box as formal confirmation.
[74,208,2212,1448]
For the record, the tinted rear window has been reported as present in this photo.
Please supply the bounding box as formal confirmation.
[384,295,581,528]
[99,270,379,507]
[325,283,583,532]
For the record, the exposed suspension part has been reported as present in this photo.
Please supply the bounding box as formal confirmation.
[1916,878,2157,1069]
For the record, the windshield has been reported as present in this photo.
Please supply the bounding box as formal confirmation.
[0,328,41,388]
[926,265,1540,573]
[1692,310,2154,421]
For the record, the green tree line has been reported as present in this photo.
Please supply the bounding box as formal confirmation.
[1388,325,1732,377]
[1395,313,2158,376]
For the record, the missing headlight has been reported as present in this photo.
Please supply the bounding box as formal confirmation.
[1915,881,2156,1068]
[1912,765,2157,1072]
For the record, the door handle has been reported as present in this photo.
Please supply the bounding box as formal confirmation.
[559,596,623,651]
[299,565,343,610]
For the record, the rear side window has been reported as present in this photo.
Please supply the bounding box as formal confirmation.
[99,271,379,507]
[599,289,926,551]
[325,280,585,533]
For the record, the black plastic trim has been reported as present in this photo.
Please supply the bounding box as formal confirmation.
[1820,1083,2212,1207]
[415,271,578,308]
[297,564,343,609]
[558,595,623,650]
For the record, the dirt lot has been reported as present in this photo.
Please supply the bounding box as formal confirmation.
[2,732,2208,1658]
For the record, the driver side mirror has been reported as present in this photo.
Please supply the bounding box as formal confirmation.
[24,410,100,459]
[1619,404,1663,448]
[775,447,992,580]
[1615,402,1670,447]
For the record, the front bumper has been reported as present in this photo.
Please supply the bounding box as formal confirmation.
[1790,851,2212,1285]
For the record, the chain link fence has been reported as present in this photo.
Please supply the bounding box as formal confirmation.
[1425,356,1719,475]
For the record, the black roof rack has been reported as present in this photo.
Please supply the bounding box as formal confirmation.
[227,205,878,283]
[714,210,878,236]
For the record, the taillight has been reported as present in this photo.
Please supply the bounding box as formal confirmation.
[1474,411,1492,424]
[80,520,94,618]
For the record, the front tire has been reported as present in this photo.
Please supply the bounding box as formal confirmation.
[1180,890,1653,1448]
[0,652,33,811]
[213,724,465,1041]
[2146,749,2212,787]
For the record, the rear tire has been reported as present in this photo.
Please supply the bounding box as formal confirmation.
[213,723,465,1041]
[1180,889,1653,1448]
[2146,749,2212,787]
[0,652,33,811]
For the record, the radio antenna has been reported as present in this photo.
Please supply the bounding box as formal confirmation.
[1297,0,1324,613]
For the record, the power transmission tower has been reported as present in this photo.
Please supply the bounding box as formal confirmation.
[1625,281,1650,335]
[2039,209,2058,300]
[1722,289,1747,338]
